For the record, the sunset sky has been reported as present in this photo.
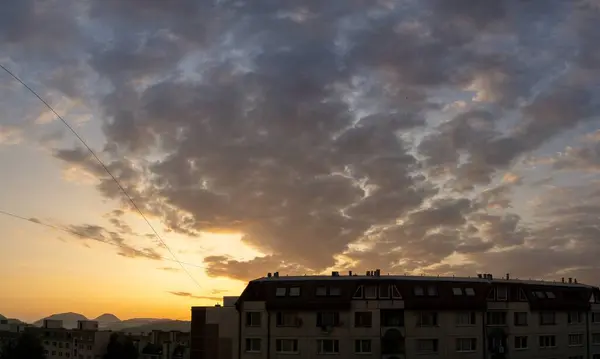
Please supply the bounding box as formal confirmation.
[2,0,600,322]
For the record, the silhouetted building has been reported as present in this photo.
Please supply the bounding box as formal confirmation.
[129,330,190,359]
[191,271,600,359]
[25,319,111,359]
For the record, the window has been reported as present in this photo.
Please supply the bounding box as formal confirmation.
[534,291,546,298]
[316,312,340,327]
[317,339,339,354]
[518,288,527,301]
[354,312,372,328]
[391,285,402,299]
[452,288,463,296]
[427,286,438,296]
[465,287,475,296]
[594,355,600,359]
[539,335,556,348]
[87,345,92,350]
[514,312,528,326]
[365,286,377,299]
[418,312,438,326]
[592,333,600,344]
[353,286,363,299]
[456,338,476,352]
[276,287,287,297]
[486,311,507,326]
[546,291,556,298]
[568,312,582,324]
[245,312,261,327]
[65,343,69,348]
[515,336,528,349]
[569,356,584,359]
[245,338,261,352]
[414,286,424,296]
[593,312,600,323]
[568,334,583,346]
[496,286,508,300]
[379,284,390,298]
[487,288,495,300]
[275,339,298,354]
[316,286,327,296]
[456,312,476,326]
[329,287,341,296]
[540,312,556,325]
[354,339,371,354]
[276,312,299,327]
[381,309,404,327]
[289,287,300,296]
[417,339,438,353]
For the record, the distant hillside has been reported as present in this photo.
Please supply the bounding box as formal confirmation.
[117,320,190,334]
[94,313,120,328]
[33,312,88,329]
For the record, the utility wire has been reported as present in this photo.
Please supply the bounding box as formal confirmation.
[0,209,204,269]
[0,64,203,290]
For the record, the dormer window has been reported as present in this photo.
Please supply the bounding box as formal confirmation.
[465,288,475,296]
[452,288,463,296]
[496,286,508,301]
[487,288,495,300]
[316,286,327,296]
[289,287,301,297]
[391,285,402,299]
[533,291,546,298]
[427,286,438,296]
[365,286,377,299]
[329,287,341,296]
[353,286,364,299]
[545,291,556,299]
[414,286,424,296]
[379,285,390,298]
[518,288,527,301]
[276,288,287,297]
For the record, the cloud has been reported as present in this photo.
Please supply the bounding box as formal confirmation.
[0,125,23,145]
[157,267,180,272]
[168,291,221,301]
[5,1,600,285]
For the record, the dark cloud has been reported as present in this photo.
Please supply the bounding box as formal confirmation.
[4,0,600,285]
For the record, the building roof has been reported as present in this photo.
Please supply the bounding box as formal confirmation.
[237,272,600,312]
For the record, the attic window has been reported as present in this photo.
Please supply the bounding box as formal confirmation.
[414,286,424,296]
[496,286,508,301]
[316,286,327,296]
[452,288,463,296]
[487,288,495,300]
[545,291,556,299]
[329,287,341,296]
[534,291,546,299]
[379,285,390,298]
[427,286,438,296]
[391,285,402,299]
[590,293,597,303]
[353,286,364,299]
[518,288,527,301]
[289,287,300,297]
[465,288,475,296]
[365,286,377,299]
[276,288,287,297]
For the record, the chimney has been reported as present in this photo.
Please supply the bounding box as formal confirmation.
[365,271,370,276]
[574,278,578,284]
[375,269,381,277]
[477,274,482,279]
[562,277,565,283]
[569,277,573,283]
[267,272,272,278]
[349,270,353,276]
[331,271,339,277]
[274,272,279,278]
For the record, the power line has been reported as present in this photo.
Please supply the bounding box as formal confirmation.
[0,64,203,290]
[0,209,204,269]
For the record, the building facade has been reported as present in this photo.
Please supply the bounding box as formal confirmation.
[191,271,600,359]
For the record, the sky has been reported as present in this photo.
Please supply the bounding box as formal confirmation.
[1,0,600,322]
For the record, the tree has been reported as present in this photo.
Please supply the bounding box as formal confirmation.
[103,333,138,359]
[0,332,45,359]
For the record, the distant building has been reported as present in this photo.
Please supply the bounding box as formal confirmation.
[130,330,190,359]
[25,319,111,359]
[191,296,239,359]
[190,271,600,359]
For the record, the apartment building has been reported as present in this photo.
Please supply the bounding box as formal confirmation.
[25,319,111,359]
[191,271,600,359]
[130,329,191,359]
